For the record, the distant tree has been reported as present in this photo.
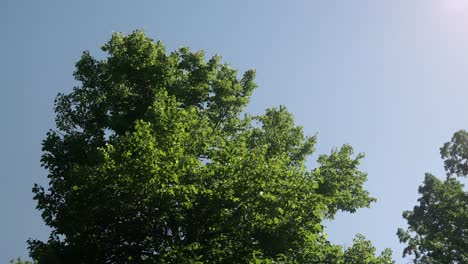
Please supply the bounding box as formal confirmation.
[10,257,34,264]
[29,30,391,263]
[344,234,394,264]
[398,130,468,263]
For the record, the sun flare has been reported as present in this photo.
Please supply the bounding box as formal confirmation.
[442,0,468,15]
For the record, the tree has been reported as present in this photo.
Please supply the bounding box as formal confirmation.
[344,235,394,264]
[398,130,468,263]
[10,257,35,264]
[29,30,391,263]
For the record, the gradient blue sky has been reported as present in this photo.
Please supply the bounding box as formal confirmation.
[3,1,468,263]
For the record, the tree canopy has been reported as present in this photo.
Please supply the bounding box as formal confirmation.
[29,30,392,263]
[398,130,468,263]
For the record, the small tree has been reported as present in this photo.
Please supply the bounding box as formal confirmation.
[344,235,394,264]
[10,257,34,264]
[29,30,390,263]
[398,130,468,263]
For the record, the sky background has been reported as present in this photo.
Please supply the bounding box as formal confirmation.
[2,1,468,263]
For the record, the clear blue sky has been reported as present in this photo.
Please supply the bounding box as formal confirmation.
[3,1,468,263]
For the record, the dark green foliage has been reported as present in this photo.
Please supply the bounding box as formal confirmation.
[30,30,390,263]
[441,130,468,178]
[398,131,468,263]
